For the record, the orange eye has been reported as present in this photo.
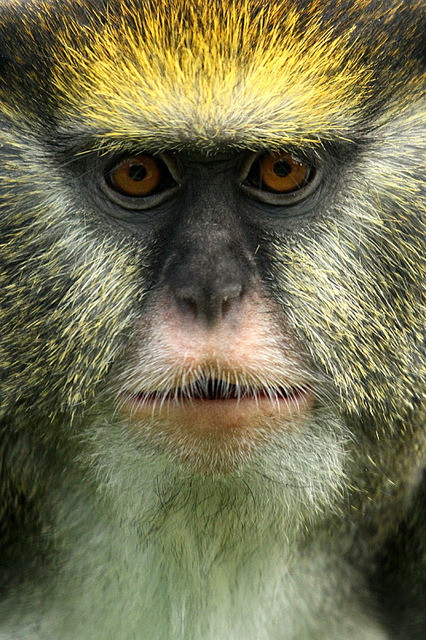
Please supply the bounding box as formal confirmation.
[109,155,161,197]
[258,152,311,193]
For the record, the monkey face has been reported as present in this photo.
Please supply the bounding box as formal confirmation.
[0,0,423,517]
[98,151,318,473]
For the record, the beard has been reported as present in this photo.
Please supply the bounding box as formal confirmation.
[73,398,349,555]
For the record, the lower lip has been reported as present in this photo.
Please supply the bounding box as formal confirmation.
[120,386,312,432]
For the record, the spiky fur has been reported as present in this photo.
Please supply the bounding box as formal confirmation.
[0,1,424,639]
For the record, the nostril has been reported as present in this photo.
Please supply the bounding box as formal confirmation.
[219,283,243,316]
[175,289,200,319]
[222,295,232,317]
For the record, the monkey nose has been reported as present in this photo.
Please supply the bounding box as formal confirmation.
[173,280,244,328]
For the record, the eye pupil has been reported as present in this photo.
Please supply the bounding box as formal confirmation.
[128,164,147,181]
[273,160,292,178]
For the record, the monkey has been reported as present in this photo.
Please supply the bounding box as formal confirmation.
[0,0,424,638]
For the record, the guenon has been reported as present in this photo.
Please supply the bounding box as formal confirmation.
[0,0,424,639]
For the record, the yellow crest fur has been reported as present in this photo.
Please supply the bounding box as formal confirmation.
[51,0,376,151]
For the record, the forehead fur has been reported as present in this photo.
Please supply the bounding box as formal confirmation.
[15,0,426,151]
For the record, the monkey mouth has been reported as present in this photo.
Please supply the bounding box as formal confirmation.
[119,375,313,472]
[123,378,310,406]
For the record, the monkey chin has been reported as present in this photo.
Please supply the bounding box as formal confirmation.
[119,386,313,474]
